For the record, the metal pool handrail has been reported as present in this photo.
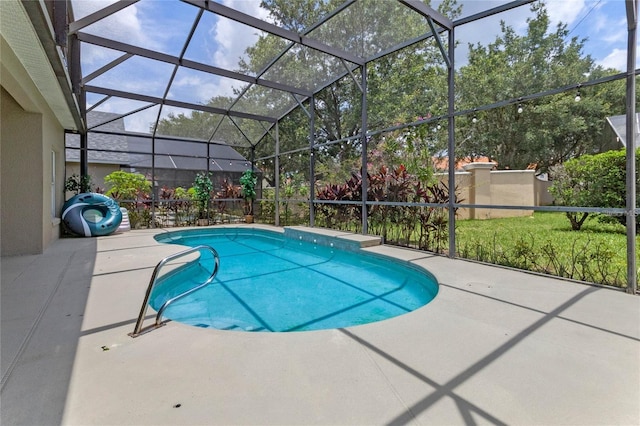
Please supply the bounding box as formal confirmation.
[129,245,220,338]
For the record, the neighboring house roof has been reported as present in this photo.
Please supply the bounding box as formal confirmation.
[66,112,248,172]
[66,111,130,164]
[606,113,640,147]
[127,134,250,172]
[432,156,495,171]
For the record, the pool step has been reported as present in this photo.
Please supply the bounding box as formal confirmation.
[284,226,381,252]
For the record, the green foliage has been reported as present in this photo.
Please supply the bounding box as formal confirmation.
[279,171,310,225]
[259,187,276,224]
[104,171,151,200]
[173,187,191,200]
[191,172,213,218]
[456,212,631,288]
[315,164,459,253]
[103,171,152,229]
[64,174,93,195]
[153,0,623,179]
[549,149,638,230]
[240,169,258,215]
[456,2,624,171]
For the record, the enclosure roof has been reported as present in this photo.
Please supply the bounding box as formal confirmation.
[606,113,640,147]
[68,0,457,147]
[67,111,249,171]
[66,111,130,164]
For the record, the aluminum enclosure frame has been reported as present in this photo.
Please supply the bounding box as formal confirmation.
[63,0,638,292]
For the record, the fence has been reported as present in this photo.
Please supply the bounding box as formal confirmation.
[437,162,553,220]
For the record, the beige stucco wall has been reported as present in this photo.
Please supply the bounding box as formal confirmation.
[1,88,44,255]
[435,171,472,219]
[64,163,121,201]
[489,170,536,218]
[437,164,548,221]
[535,177,554,206]
[1,53,66,255]
[42,100,65,246]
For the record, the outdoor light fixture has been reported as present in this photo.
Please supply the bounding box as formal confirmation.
[517,104,523,114]
[575,85,582,102]
[471,109,478,123]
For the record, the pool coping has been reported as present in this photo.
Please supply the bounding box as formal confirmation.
[285,225,382,250]
[2,224,639,425]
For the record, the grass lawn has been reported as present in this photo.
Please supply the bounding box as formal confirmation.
[455,211,633,288]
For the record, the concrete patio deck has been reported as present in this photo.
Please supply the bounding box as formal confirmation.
[1,225,639,425]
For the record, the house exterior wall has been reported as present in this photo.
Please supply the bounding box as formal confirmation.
[1,48,66,255]
[65,163,120,198]
[42,99,66,248]
[1,88,44,255]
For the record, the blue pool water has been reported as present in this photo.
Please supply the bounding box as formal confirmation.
[152,228,438,332]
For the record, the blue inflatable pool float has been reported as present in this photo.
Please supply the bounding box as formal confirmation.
[62,193,123,237]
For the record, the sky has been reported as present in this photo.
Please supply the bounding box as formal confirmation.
[70,0,637,133]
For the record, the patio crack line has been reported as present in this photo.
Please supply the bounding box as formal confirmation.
[342,286,598,425]
[0,251,77,390]
[3,255,39,286]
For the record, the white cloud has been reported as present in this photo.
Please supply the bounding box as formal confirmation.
[124,109,159,133]
[223,0,271,22]
[86,97,159,133]
[70,0,118,19]
[546,0,586,27]
[598,47,626,70]
[170,73,232,103]
[210,0,271,72]
[80,44,123,74]
[601,18,627,44]
[72,0,163,67]
[597,46,640,71]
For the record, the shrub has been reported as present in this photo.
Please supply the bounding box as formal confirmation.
[315,165,460,253]
[104,171,152,200]
[104,171,152,228]
[64,173,93,195]
[549,149,639,230]
[191,172,213,219]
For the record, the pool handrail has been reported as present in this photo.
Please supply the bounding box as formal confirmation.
[129,245,219,337]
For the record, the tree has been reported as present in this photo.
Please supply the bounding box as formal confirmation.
[156,1,461,163]
[251,0,461,186]
[104,171,151,200]
[549,149,638,230]
[239,169,257,216]
[456,2,625,172]
[191,172,213,219]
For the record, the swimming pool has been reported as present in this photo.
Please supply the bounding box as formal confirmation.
[152,227,438,332]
